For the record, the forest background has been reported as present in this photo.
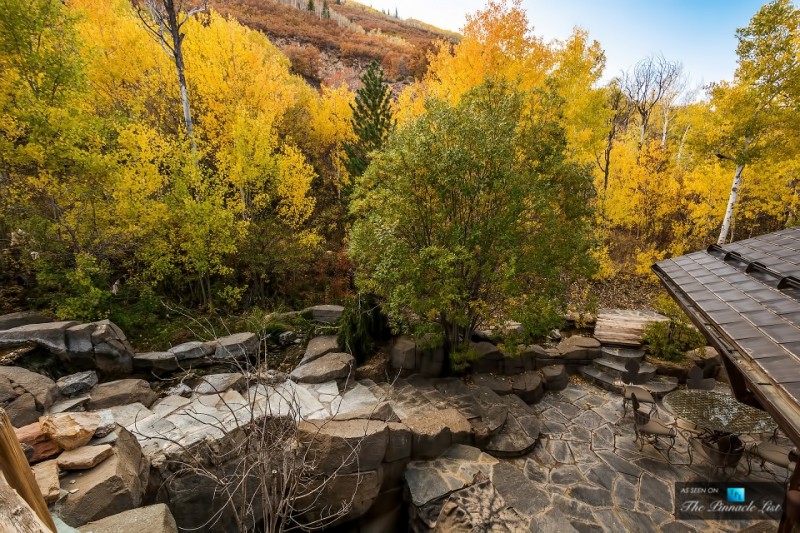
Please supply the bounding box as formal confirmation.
[0,0,797,349]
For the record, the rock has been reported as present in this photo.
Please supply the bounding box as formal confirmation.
[65,323,96,361]
[193,373,245,395]
[418,343,445,378]
[289,352,354,384]
[502,353,525,375]
[305,304,344,323]
[212,332,259,360]
[57,427,149,527]
[278,331,296,345]
[77,504,178,533]
[333,401,397,422]
[432,479,529,532]
[133,352,179,373]
[556,335,601,359]
[385,422,412,462]
[48,395,91,414]
[164,383,192,398]
[57,444,113,470]
[471,342,504,374]
[167,341,213,361]
[0,375,16,403]
[108,403,154,427]
[0,320,78,354]
[92,338,134,377]
[40,412,101,450]
[389,336,417,370]
[15,422,60,463]
[0,365,59,411]
[0,311,52,331]
[510,371,544,404]
[297,469,382,527]
[87,379,157,410]
[32,459,60,504]
[686,346,721,378]
[57,371,98,397]
[93,409,116,438]
[297,418,388,475]
[542,364,568,391]
[472,374,512,395]
[301,335,340,366]
[6,392,39,427]
[404,409,471,460]
[151,396,191,417]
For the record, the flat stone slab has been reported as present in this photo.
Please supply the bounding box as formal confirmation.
[193,373,245,395]
[404,444,499,507]
[57,371,98,397]
[168,341,214,361]
[305,305,344,323]
[0,311,52,331]
[211,332,258,360]
[133,352,179,373]
[57,443,113,470]
[77,504,177,533]
[0,320,78,354]
[300,336,339,366]
[289,352,354,384]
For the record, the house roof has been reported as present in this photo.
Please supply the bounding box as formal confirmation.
[653,227,800,445]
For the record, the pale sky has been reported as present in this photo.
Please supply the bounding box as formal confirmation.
[363,0,768,88]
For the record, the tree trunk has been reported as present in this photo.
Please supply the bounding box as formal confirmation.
[166,1,196,152]
[676,125,690,165]
[717,163,745,245]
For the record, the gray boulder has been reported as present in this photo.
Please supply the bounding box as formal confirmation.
[0,365,58,411]
[389,336,417,370]
[6,392,39,427]
[133,352,179,373]
[300,335,339,366]
[193,373,246,395]
[0,311,52,331]
[542,364,568,391]
[57,371,98,397]
[0,320,78,354]
[289,352,354,384]
[87,379,157,410]
[168,341,214,361]
[212,332,259,360]
[305,304,344,323]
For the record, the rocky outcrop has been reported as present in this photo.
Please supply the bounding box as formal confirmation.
[56,427,149,527]
[0,311,52,331]
[56,371,98,397]
[388,335,445,377]
[0,366,59,427]
[300,335,339,365]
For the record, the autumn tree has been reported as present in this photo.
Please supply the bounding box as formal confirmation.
[349,82,596,364]
[321,0,330,19]
[134,0,208,150]
[712,0,799,244]
[343,61,394,180]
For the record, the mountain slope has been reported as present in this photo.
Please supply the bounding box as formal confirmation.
[211,0,458,86]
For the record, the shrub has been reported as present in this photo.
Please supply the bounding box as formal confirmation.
[643,295,706,362]
[337,293,390,364]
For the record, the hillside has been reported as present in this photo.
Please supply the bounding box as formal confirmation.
[211,0,459,88]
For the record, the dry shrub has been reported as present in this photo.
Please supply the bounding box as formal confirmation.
[282,43,321,79]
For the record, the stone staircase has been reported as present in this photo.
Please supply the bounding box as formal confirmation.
[579,346,678,398]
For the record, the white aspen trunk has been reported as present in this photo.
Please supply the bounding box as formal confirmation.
[676,125,690,165]
[661,112,669,148]
[717,163,745,245]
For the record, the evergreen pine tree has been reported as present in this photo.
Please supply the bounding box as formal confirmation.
[306,0,315,12]
[321,0,330,19]
[344,61,395,181]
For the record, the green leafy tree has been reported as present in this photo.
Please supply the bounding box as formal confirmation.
[344,61,395,181]
[349,82,596,366]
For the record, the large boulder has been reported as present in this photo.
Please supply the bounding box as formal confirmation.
[542,364,568,391]
[289,352,354,384]
[168,341,214,362]
[0,366,58,420]
[77,504,178,533]
[64,321,134,376]
[0,311,52,331]
[6,392,39,427]
[471,342,505,374]
[0,320,78,354]
[556,335,601,360]
[510,371,544,404]
[211,332,259,360]
[389,336,417,370]
[297,418,388,475]
[87,379,157,410]
[133,352,179,374]
[56,427,149,527]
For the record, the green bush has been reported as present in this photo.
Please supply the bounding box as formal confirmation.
[643,295,706,362]
[337,294,390,364]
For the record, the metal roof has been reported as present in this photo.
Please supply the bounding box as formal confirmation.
[653,227,800,445]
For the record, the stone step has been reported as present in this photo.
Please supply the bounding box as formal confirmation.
[593,357,656,381]
[467,385,540,458]
[578,366,679,398]
[600,347,646,366]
